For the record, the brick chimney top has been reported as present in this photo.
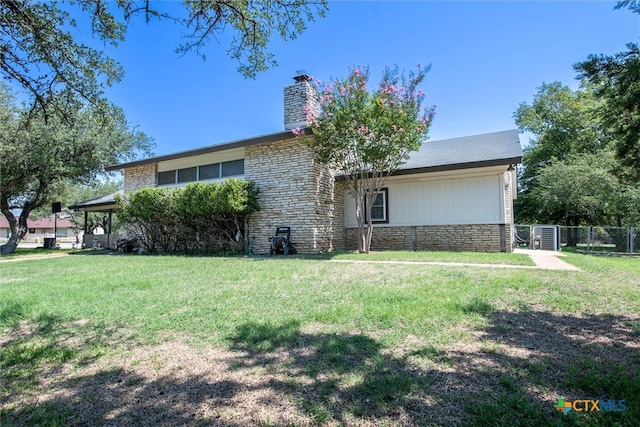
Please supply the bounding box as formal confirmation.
[293,73,312,83]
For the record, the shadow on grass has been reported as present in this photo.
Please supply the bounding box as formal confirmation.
[2,308,639,426]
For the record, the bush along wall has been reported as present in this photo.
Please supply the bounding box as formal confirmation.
[116,179,259,255]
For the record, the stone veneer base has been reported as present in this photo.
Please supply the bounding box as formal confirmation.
[344,224,512,253]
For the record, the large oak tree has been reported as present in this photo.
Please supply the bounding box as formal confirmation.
[0,87,152,254]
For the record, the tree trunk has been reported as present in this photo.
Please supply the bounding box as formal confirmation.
[1,179,48,255]
[0,206,30,255]
[356,200,366,253]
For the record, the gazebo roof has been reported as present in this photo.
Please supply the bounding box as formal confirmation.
[68,190,122,212]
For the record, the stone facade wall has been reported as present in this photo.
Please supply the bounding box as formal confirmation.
[245,138,341,254]
[124,164,157,192]
[345,223,511,252]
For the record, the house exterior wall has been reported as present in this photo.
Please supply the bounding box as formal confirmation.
[343,166,514,252]
[245,138,341,254]
[344,166,508,227]
[124,163,157,192]
[0,227,77,243]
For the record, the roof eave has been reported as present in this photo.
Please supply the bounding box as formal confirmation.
[105,129,303,171]
[334,157,522,181]
[392,156,522,176]
[68,201,118,210]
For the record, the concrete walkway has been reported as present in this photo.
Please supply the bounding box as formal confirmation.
[330,249,580,271]
[0,253,69,263]
[513,248,580,271]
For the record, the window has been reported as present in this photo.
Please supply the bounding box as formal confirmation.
[177,167,197,183]
[221,159,244,177]
[157,159,244,186]
[199,163,220,180]
[158,170,176,185]
[28,228,36,234]
[367,188,389,223]
[56,229,68,238]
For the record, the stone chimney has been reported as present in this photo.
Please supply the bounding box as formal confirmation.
[284,73,319,130]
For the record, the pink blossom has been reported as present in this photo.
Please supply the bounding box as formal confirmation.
[291,127,305,137]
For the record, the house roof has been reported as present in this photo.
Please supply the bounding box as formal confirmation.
[105,128,522,176]
[0,215,73,229]
[105,129,305,171]
[396,129,522,175]
[68,191,122,210]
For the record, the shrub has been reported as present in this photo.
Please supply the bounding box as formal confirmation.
[116,179,259,255]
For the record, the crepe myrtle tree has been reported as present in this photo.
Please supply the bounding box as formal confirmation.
[294,65,435,253]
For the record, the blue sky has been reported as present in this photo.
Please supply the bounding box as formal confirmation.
[90,1,639,156]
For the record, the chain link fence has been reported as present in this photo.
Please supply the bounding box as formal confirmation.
[515,225,638,254]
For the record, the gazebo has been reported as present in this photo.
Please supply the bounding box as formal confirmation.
[68,191,122,249]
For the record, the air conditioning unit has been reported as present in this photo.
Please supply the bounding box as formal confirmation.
[531,225,561,251]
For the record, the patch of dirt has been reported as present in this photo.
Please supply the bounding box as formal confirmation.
[2,308,639,426]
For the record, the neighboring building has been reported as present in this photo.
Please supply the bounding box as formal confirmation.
[104,74,523,253]
[0,213,78,243]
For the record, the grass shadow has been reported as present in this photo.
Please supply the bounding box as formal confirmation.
[2,311,639,425]
[227,320,432,423]
[1,314,131,405]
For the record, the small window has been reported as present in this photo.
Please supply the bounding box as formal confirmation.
[367,188,389,223]
[28,228,36,234]
[221,159,244,177]
[177,167,197,183]
[158,170,176,186]
[199,163,220,180]
[56,229,68,238]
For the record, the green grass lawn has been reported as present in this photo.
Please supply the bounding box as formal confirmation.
[1,252,639,426]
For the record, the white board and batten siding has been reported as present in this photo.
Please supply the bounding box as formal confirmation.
[344,166,508,227]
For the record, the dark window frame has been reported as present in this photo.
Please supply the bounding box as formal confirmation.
[177,167,197,183]
[198,163,220,180]
[364,188,389,224]
[221,159,244,177]
[157,159,245,186]
[158,170,177,185]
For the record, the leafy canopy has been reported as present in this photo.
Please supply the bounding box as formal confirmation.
[304,65,434,177]
[299,65,434,253]
[1,0,327,112]
[575,43,640,179]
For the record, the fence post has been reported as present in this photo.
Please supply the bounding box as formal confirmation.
[586,226,591,252]
[632,227,635,254]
